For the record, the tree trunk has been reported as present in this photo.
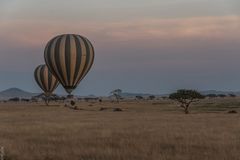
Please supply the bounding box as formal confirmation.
[44,94,50,106]
[45,98,49,106]
[184,105,189,114]
[115,95,119,103]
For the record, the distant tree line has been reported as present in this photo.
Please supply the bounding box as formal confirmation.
[4,88,238,115]
[205,93,237,98]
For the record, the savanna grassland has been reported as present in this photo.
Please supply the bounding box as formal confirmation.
[0,98,240,160]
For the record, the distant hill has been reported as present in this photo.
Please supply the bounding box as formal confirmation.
[118,92,156,98]
[124,92,153,97]
[200,90,240,96]
[118,90,240,98]
[0,88,38,100]
[0,88,239,100]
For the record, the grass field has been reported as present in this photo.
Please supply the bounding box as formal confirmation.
[0,98,240,160]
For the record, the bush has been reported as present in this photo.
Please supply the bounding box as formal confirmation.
[229,94,236,98]
[218,94,226,98]
[70,100,75,106]
[206,94,217,98]
[99,107,107,111]
[148,95,155,100]
[8,97,20,102]
[136,96,144,100]
[228,110,237,114]
[113,108,123,112]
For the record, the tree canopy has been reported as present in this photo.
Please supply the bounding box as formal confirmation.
[169,89,205,114]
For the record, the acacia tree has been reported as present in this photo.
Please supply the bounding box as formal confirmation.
[169,89,204,114]
[148,95,155,100]
[110,89,122,103]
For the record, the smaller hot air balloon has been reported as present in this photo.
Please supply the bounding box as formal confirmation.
[34,65,59,105]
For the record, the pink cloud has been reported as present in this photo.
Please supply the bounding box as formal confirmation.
[0,15,239,48]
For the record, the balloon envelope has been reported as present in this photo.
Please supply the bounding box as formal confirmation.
[44,34,94,94]
[34,65,59,96]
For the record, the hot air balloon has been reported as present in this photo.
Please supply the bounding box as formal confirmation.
[44,34,94,94]
[34,64,59,105]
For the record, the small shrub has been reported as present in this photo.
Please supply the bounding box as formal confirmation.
[148,95,155,100]
[113,108,123,112]
[206,94,217,98]
[70,100,75,106]
[218,94,226,98]
[99,107,107,111]
[229,94,236,98]
[228,110,237,114]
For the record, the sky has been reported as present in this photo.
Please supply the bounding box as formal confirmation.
[0,0,240,95]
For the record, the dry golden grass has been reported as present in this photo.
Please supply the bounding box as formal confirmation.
[0,98,240,160]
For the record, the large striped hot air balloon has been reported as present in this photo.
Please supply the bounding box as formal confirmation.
[34,64,59,98]
[44,34,94,94]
